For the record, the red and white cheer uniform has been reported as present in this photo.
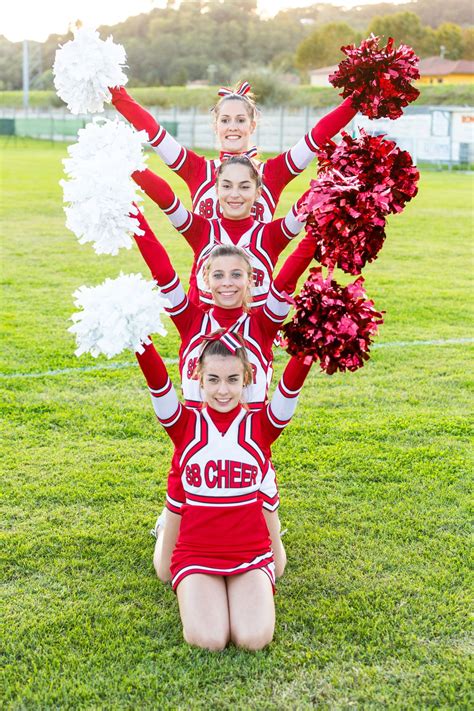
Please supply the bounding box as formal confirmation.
[136,341,312,591]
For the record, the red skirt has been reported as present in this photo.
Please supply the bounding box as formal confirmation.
[170,501,275,591]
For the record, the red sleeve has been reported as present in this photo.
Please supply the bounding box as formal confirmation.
[309,96,357,147]
[133,209,202,338]
[133,169,209,253]
[133,168,176,210]
[273,229,316,296]
[110,86,208,192]
[135,341,191,447]
[255,357,313,446]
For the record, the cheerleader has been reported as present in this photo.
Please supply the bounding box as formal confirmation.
[110,81,357,221]
[133,207,316,580]
[136,331,313,650]
[133,154,308,308]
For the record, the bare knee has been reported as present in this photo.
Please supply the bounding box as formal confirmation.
[153,542,172,583]
[231,626,274,651]
[183,625,229,651]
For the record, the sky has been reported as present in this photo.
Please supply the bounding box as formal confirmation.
[1,0,409,42]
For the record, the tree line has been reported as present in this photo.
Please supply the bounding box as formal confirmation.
[0,0,472,91]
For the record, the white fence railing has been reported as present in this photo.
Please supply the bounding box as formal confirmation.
[1,105,473,164]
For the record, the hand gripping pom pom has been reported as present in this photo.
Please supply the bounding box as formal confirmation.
[53,26,128,114]
[329,35,420,120]
[61,119,148,255]
[297,171,387,275]
[317,129,420,215]
[280,268,384,374]
[68,273,170,359]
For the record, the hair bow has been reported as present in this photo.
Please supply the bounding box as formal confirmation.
[218,81,251,98]
[202,329,243,355]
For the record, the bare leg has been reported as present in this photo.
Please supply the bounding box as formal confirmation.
[153,509,181,583]
[176,574,230,651]
[263,509,287,578]
[227,569,275,650]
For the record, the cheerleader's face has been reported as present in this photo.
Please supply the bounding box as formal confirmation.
[201,355,245,412]
[205,254,250,309]
[217,163,261,220]
[214,99,256,153]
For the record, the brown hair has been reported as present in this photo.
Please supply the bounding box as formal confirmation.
[196,330,253,387]
[211,83,259,123]
[203,244,253,313]
[216,155,262,190]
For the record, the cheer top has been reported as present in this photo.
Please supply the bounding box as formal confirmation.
[133,168,306,308]
[134,208,316,411]
[111,86,357,221]
[136,341,312,591]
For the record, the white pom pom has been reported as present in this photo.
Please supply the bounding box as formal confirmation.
[53,26,128,114]
[61,119,148,255]
[69,273,169,359]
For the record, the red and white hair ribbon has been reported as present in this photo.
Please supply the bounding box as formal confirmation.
[203,329,243,355]
[218,81,251,98]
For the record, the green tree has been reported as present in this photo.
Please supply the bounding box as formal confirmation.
[461,27,474,60]
[295,22,359,70]
[435,23,464,61]
[368,12,426,54]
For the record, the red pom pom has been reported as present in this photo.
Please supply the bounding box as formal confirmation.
[280,268,384,374]
[317,129,420,215]
[329,35,420,120]
[298,172,387,275]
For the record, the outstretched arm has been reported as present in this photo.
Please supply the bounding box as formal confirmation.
[260,229,316,336]
[133,169,209,253]
[133,208,201,337]
[109,86,206,185]
[263,189,310,261]
[257,356,313,446]
[136,340,191,446]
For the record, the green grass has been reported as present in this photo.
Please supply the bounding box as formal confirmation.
[1,138,473,708]
[1,82,473,109]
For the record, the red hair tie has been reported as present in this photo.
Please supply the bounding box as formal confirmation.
[218,81,251,98]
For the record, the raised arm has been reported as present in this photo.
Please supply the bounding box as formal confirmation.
[263,189,309,261]
[109,86,206,185]
[259,229,316,336]
[257,356,313,446]
[133,169,209,253]
[135,340,191,446]
[262,96,358,197]
[133,208,201,337]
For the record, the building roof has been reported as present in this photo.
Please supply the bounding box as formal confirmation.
[418,57,474,76]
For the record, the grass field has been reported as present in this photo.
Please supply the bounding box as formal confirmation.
[1,139,473,708]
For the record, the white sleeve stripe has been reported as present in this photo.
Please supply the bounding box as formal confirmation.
[149,378,172,396]
[166,298,188,316]
[284,150,303,176]
[163,196,180,215]
[177,212,193,234]
[166,203,192,231]
[159,406,182,428]
[305,131,319,151]
[262,307,287,324]
[149,126,165,146]
[267,407,291,429]
[160,273,180,292]
[166,494,184,508]
[168,148,187,171]
[278,378,302,397]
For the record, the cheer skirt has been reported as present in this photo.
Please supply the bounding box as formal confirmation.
[170,500,275,592]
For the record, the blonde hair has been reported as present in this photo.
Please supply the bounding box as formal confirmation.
[196,331,253,388]
[211,83,259,123]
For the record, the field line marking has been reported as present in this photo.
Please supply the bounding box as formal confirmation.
[0,338,472,380]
